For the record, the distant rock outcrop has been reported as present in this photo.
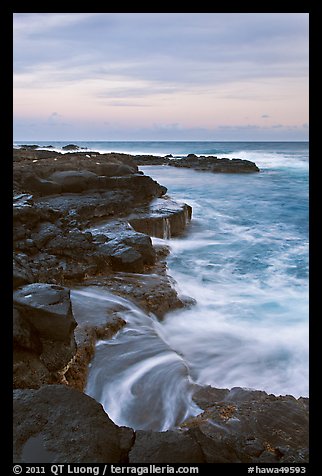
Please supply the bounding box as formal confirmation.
[62,144,80,150]
[169,155,260,173]
[133,153,260,173]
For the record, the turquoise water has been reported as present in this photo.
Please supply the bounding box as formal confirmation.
[138,142,309,398]
[144,158,308,398]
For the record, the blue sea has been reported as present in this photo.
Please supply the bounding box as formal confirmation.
[15,141,309,430]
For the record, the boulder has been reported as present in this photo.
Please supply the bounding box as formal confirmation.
[96,227,156,273]
[13,284,78,386]
[62,144,80,150]
[99,243,144,273]
[13,283,76,342]
[129,199,192,238]
[13,385,134,463]
[116,229,156,264]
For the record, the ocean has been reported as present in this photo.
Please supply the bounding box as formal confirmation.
[14,141,309,430]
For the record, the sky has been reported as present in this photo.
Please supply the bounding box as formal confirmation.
[13,13,309,141]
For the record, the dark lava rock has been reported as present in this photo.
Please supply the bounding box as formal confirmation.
[104,228,155,264]
[13,350,52,389]
[65,289,127,391]
[126,385,309,463]
[19,144,39,149]
[13,253,35,289]
[134,154,171,165]
[13,284,78,387]
[46,230,95,259]
[82,268,185,321]
[13,385,134,463]
[62,144,80,150]
[33,191,132,224]
[100,243,144,273]
[89,223,156,273]
[129,430,205,463]
[28,177,165,224]
[13,195,62,229]
[13,283,76,342]
[180,386,309,463]
[100,174,166,201]
[129,199,192,238]
[169,155,260,173]
[13,307,42,354]
[30,222,62,248]
[132,153,259,173]
[13,148,61,162]
[21,174,62,195]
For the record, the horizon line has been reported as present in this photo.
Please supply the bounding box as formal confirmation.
[13,139,309,143]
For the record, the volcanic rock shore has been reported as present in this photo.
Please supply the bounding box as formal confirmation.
[13,148,308,463]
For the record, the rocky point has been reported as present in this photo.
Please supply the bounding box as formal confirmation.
[12,148,308,463]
